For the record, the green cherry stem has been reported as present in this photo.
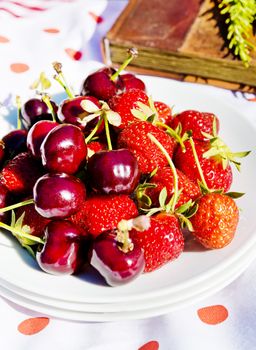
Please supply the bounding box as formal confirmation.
[189,137,209,191]
[0,198,34,214]
[16,95,22,130]
[110,47,138,81]
[52,62,74,99]
[41,94,57,122]
[0,221,44,245]
[104,113,113,150]
[85,115,104,144]
[147,133,179,212]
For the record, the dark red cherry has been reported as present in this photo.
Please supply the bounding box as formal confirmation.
[121,73,146,92]
[21,98,58,129]
[33,173,86,219]
[40,124,87,174]
[36,220,85,275]
[27,120,59,158]
[0,140,5,168]
[90,230,145,286]
[2,129,28,160]
[87,149,140,194]
[58,96,104,136]
[81,67,124,101]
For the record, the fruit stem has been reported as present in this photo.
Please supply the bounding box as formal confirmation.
[155,122,185,152]
[189,137,209,191]
[41,94,57,122]
[0,221,44,245]
[0,198,34,213]
[110,48,138,81]
[103,113,112,150]
[15,95,22,130]
[85,116,104,144]
[52,62,74,99]
[147,133,179,212]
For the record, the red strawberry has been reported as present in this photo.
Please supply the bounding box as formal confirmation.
[170,110,219,141]
[0,152,45,195]
[174,140,233,192]
[87,141,106,158]
[15,201,50,238]
[145,167,201,208]
[70,194,138,238]
[117,121,176,174]
[190,193,239,249]
[130,213,184,272]
[154,101,172,125]
[108,88,149,129]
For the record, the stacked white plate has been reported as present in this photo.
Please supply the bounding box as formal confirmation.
[0,72,255,322]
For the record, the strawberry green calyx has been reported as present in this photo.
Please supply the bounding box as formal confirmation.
[110,47,138,82]
[0,211,44,257]
[52,61,74,99]
[201,118,250,171]
[155,122,190,152]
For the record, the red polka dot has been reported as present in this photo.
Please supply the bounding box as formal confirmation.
[43,28,60,34]
[0,35,9,43]
[138,340,159,350]
[197,305,229,325]
[65,48,82,61]
[10,63,29,73]
[18,317,50,335]
[88,11,103,23]
[247,97,256,102]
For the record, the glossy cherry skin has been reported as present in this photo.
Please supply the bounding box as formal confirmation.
[58,96,104,136]
[40,124,87,174]
[81,67,124,101]
[27,120,59,158]
[21,98,58,129]
[90,230,145,286]
[87,149,140,195]
[121,73,146,92]
[2,129,28,160]
[33,173,86,219]
[36,220,85,275]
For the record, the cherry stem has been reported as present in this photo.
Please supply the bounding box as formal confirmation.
[103,113,112,150]
[0,221,44,245]
[0,198,34,214]
[15,95,22,130]
[110,48,138,81]
[147,133,179,212]
[41,94,57,122]
[189,137,209,191]
[85,115,104,144]
[52,62,74,99]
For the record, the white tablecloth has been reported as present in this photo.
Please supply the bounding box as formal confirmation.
[0,1,256,349]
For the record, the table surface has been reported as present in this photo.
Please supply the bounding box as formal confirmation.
[0,1,256,349]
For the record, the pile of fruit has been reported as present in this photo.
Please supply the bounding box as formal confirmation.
[0,50,250,287]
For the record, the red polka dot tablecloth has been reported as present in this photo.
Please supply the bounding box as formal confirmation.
[0,1,256,349]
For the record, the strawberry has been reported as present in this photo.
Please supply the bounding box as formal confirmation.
[108,88,149,129]
[0,152,45,195]
[117,121,176,174]
[87,141,106,158]
[70,194,138,238]
[144,167,201,208]
[15,201,50,238]
[154,101,172,125]
[170,110,219,141]
[190,193,239,249]
[129,213,184,272]
[174,140,233,192]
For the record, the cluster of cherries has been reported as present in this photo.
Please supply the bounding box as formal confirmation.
[0,49,152,286]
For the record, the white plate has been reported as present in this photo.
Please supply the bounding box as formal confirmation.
[0,70,255,307]
[1,240,255,322]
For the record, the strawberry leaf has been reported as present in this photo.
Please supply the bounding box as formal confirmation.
[159,187,168,208]
[225,191,245,199]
